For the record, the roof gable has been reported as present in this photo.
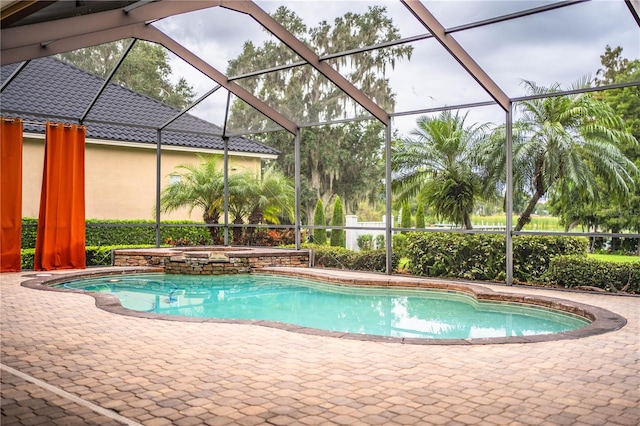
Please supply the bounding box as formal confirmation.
[0,57,279,156]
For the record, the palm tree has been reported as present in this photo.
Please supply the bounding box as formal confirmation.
[159,155,225,244]
[225,171,257,244]
[248,164,295,225]
[391,110,488,229]
[480,79,638,231]
[230,165,295,245]
[160,155,295,246]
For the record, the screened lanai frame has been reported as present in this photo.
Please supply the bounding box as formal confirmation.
[2,0,639,284]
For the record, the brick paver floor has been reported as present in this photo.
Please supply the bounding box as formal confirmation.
[1,268,639,425]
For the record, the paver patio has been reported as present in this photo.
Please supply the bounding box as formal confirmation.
[1,268,638,425]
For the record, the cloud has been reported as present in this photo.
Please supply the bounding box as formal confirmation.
[156,8,270,72]
[157,0,639,135]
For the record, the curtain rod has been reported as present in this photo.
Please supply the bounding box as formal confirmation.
[2,118,86,129]
[2,117,24,123]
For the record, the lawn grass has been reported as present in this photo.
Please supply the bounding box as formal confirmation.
[587,253,640,263]
[471,214,563,231]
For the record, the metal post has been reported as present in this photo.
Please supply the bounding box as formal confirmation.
[223,136,229,246]
[294,129,302,249]
[155,129,162,247]
[505,103,514,285]
[222,92,231,246]
[385,121,393,275]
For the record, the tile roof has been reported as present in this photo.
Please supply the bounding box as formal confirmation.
[0,57,279,156]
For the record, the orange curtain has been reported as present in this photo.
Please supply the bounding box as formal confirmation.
[0,118,23,272]
[34,122,86,270]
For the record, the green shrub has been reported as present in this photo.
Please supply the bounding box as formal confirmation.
[312,200,327,245]
[21,218,38,249]
[392,233,409,258]
[545,255,640,293]
[244,228,299,247]
[406,232,588,283]
[330,196,345,247]
[357,234,374,251]
[85,246,113,266]
[375,234,385,249]
[85,220,156,246]
[400,201,412,233]
[310,244,354,269]
[21,248,35,270]
[159,224,211,246]
[352,248,399,273]
[415,202,425,229]
[513,235,588,282]
[21,218,212,248]
[307,245,398,272]
[86,220,210,246]
[407,233,503,281]
[20,245,157,270]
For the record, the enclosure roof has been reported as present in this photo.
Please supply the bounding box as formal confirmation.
[0,56,280,156]
[1,0,639,134]
[0,1,138,28]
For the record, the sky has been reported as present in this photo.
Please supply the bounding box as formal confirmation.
[153,0,640,136]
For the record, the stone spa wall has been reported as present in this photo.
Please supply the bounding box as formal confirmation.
[113,247,310,275]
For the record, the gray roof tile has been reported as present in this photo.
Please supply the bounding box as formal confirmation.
[0,57,279,156]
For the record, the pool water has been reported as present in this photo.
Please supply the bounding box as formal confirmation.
[56,273,589,339]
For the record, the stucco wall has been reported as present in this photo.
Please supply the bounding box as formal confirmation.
[22,135,267,221]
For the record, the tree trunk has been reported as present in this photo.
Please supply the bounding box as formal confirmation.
[203,210,221,245]
[305,204,314,228]
[515,191,542,232]
[246,207,263,245]
[232,216,245,246]
[464,214,473,230]
[610,226,620,253]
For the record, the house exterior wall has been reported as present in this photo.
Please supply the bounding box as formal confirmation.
[21,135,265,221]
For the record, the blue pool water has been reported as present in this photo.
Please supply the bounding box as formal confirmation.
[56,273,589,339]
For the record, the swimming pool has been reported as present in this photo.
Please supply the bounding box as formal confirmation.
[55,273,590,340]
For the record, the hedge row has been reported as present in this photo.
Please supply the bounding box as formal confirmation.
[308,245,399,273]
[406,233,588,283]
[21,219,211,249]
[545,255,640,293]
[20,245,157,270]
[18,224,637,293]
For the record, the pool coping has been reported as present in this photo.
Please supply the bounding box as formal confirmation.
[21,266,627,345]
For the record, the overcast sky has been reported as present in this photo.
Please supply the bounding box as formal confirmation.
[154,0,639,136]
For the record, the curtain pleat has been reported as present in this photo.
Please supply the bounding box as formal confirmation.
[0,118,23,272]
[34,122,86,270]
